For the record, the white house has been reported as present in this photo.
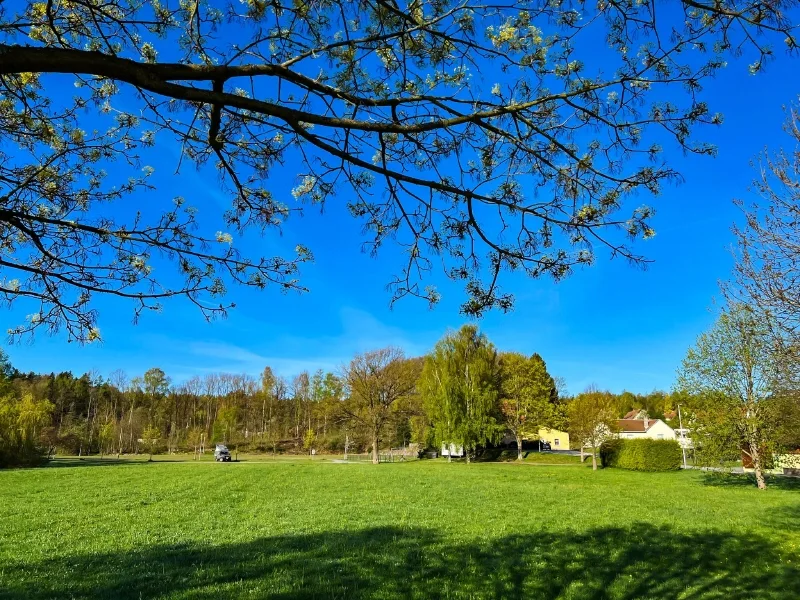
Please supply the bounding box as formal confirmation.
[616,418,676,441]
[441,443,464,457]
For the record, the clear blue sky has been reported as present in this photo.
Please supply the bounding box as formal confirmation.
[5,27,799,394]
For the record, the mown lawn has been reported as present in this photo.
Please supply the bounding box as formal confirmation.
[1,459,799,599]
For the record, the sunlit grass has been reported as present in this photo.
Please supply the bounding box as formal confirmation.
[1,459,798,598]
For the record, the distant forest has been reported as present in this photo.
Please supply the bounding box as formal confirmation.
[0,347,678,461]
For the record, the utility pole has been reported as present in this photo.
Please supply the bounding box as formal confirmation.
[678,404,687,469]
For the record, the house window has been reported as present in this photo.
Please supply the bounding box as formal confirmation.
[657,434,664,439]
[554,439,560,447]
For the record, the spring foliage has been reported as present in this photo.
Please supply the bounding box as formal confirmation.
[0,391,53,467]
[600,439,682,472]
[0,0,797,340]
[420,325,503,460]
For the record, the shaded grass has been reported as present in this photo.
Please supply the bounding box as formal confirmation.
[701,471,800,491]
[474,448,582,464]
[1,461,799,599]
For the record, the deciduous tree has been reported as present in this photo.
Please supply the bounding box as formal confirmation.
[342,347,418,464]
[676,303,793,489]
[567,386,618,471]
[499,352,556,459]
[1,1,796,341]
[730,101,800,336]
[420,325,502,463]
[140,424,160,461]
[303,428,316,456]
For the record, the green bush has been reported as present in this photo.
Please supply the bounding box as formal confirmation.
[600,438,682,472]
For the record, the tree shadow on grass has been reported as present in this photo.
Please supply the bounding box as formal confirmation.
[2,524,798,600]
[700,471,800,491]
[767,504,800,532]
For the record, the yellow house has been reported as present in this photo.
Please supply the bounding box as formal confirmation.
[537,428,570,450]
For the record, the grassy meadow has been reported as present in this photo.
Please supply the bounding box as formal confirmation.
[1,458,799,599]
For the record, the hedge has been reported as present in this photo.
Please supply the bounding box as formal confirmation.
[599,438,682,472]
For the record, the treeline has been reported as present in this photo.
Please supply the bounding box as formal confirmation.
[0,328,681,467]
[2,364,354,461]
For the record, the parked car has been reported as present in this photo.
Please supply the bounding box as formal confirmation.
[521,439,551,451]
[214,444,232,462]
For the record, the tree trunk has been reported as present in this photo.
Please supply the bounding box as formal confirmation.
[372,432,379,465]
[516,434,523,460]
[466,446,471,464]
[749,440,767,490]
[592,450,597,471]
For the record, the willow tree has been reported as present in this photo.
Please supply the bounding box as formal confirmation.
[0,1,797,342]
[420,324,501,463]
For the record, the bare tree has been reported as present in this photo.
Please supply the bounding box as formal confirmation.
[292,372,310,443]
[343,348,419,464]
[731,101,800,336]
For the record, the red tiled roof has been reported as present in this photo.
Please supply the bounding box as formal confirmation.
[623,409,641,419]
[617,419,658,432]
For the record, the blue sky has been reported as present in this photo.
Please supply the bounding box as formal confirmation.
[5,15,799,394]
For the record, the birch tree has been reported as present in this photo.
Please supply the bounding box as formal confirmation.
[677,303,793,489]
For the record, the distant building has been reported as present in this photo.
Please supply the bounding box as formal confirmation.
[499,428,571,450]
[623,409,649,420]
[441,443,464,457]
[616,417,676,441]
[537,428,569,450]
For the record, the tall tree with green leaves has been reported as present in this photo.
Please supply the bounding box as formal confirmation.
[676,303,793,489]
[420,325,502,463]
[142,367,170,423]
[499,352,556,460]
[0,0,796,342]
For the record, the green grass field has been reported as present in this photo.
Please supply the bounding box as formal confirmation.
[1,458,799,599]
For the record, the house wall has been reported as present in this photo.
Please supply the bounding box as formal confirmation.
[441,443,464,457]
[538,428,570,450]
[619,420,677,441]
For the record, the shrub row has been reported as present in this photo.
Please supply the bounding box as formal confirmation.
[599,438,682,472]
